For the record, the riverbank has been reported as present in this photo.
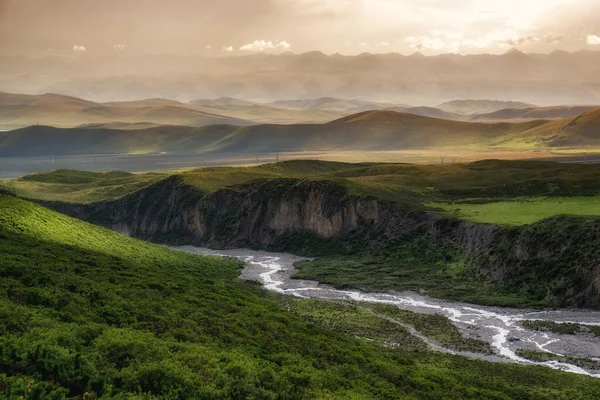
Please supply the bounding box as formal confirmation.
[173,246,600,378]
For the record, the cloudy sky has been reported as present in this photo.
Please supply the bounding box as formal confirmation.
[1,0,599,56]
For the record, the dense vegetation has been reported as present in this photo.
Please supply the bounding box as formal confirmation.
[287,300,492,354]
[292,236,540,308]
[522,320,600,337]
[3,195,600,398]
[516,350,600,371]
[294,212,600,308]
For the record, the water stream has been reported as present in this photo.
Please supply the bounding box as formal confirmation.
[174,246,600,378]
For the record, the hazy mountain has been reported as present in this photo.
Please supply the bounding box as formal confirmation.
[3,51,600,105]
[267,97,401,112]
[4,108,599,157]
[0,91,253,129]
[189,97,348,124]
[189,97,258,110]
[470,106,600,121]
[105,98,189,108]
[437,100,537,115]
[386,106,464,120]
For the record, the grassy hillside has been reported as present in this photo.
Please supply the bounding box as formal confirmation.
[4,161,375,203]
[4,196,600,398]
[2,169,166,203]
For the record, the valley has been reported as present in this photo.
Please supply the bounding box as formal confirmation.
[2,193,600,398]
[4,2,600,398]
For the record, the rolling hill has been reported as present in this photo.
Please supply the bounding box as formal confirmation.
[437,100,537,115]
[189,97,258,109]
[190,102,348,124]
[470,106,600,121]
[0,91,253,129]
[0,92,351,127]
[4,109,597,157]
[267,97,401,112]
[386,106,464,120]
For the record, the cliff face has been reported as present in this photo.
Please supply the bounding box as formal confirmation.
[43,177,599,308]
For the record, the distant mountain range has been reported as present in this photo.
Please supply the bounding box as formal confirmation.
[2,108,599,157]
[0,92,252,129]
[2,50,600,104]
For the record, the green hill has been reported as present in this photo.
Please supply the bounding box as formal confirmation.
[2,195,600,398]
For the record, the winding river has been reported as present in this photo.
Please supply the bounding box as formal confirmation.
[174,246,600,378]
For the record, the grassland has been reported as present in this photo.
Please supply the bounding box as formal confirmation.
[2,169,166,203]
[429,196,600,226]
[4,195,600,398]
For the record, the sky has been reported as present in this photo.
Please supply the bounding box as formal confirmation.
[1,0,599,56]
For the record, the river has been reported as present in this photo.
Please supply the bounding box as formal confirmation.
[173,246,600,378]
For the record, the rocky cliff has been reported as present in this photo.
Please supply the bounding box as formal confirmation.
[43,176,600,307]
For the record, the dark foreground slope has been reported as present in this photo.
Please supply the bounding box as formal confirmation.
[5,196,600,398]
[43,164,600,309]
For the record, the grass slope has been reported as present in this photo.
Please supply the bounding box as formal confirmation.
[430,196,600,226]
[2,196,600,398]
[3,169,166,203]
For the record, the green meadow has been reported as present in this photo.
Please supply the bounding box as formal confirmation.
[429,196,600,226]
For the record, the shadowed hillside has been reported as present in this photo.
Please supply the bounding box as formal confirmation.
[1,110,576,156]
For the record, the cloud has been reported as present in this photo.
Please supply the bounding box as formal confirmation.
[221,45,234,52]
[380,41,389,46]
[239,40,291,53]
[588,35,600,45]
[113,44,126,50]
[205,45,212,50]
[73,44,86,52]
